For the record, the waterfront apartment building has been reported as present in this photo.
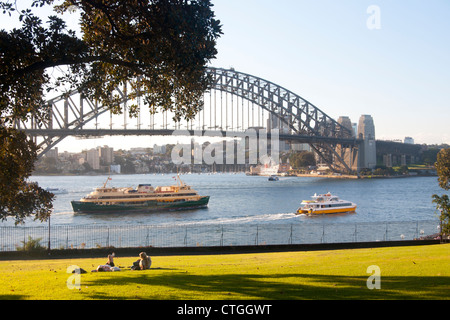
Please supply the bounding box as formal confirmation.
[99,145,114,164]
[86,148,100,170]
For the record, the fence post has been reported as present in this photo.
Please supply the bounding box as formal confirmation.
[47,216,51,254]
[385,223,389,241]
[289,224,293,244]
[66,226,69,249]
[321,224,325,243]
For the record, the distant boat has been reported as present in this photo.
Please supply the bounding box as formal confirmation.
[296,193,356,215]
[46,188,68,195]
[268,175,279,181]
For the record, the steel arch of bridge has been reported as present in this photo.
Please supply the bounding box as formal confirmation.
[16,67,360,173]
[206,68,358,173]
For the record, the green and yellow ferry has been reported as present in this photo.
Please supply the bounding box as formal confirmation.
[71,176,210,213]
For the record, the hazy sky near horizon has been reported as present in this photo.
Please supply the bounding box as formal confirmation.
[1,0,449,152]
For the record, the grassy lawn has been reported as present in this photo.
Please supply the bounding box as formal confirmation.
[0,244,449,300]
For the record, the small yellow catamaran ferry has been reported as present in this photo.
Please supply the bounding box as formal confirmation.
[71,175,209,213]
[296,193,356,215]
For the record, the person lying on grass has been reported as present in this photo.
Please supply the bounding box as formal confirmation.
[91,253,120,272]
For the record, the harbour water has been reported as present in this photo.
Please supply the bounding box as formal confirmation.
[15,173,445,227]
[1,174,446,250]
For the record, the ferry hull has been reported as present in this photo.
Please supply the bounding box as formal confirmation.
[71,196,210,214]
[296,206,356,215]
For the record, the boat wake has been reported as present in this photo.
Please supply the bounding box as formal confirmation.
[162,212,300,227]
[52,209,339,227]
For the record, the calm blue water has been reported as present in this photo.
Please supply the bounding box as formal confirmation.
[10,173,445,227]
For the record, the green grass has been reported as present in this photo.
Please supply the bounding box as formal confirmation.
[1,244,449,300]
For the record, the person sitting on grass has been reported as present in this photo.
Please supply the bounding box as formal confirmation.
[106,253,115,267]
[131,252,152,270]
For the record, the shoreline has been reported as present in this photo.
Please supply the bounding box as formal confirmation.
[33,171,437,179]
[248,173,437,180]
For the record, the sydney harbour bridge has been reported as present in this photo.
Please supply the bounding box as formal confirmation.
[11,67,377,174]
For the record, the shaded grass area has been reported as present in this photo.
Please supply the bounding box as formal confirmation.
[0,244,449,300]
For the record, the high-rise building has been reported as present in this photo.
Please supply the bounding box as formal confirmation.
[46,147,58,159]
[337,116,354,137]
[86,148,100,170]
[98,145,114,164]
[357,115,376,169]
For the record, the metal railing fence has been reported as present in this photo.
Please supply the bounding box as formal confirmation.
[0,220,440,252]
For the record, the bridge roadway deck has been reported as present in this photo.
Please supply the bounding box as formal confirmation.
[23,129,360,145]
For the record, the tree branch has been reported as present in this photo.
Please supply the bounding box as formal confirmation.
[4,55,148,80]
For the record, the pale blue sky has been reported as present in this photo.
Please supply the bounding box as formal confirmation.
[1,1,449,151]
[211,0,450,145]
